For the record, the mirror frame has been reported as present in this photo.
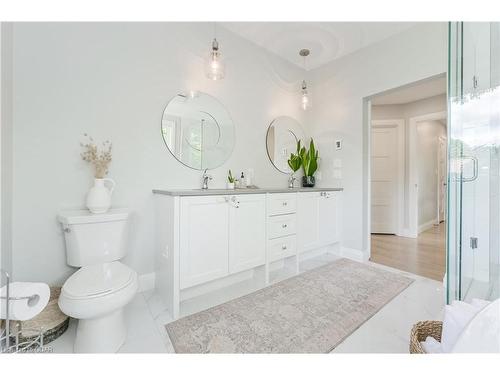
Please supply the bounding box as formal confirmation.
[265,116,305,174]
[160,92,235,171]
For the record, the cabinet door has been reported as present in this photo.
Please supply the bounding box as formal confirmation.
[229,194,266,274]
[297,192,321,252]
[180,196,229,289]
[319,192,338,245]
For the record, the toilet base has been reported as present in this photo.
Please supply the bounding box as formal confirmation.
[74,309,126,353]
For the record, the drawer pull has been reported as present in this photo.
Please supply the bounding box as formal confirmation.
[282,202,287,206]
[282,224,288,228]
[282,244,287,250]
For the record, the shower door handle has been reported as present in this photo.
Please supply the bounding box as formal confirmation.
[452,156,478,182]
[461,156,479,182]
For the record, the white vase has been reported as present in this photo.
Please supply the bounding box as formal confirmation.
[226,182,235,190]
[86,178,115,214]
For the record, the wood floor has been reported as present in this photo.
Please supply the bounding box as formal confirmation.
[370,223,446,281]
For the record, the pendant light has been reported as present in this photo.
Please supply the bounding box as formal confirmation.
[205,23,225,81]
[299,49,311,110]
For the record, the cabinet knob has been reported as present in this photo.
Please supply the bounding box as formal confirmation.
[282,202,287,206]
[282,224,288,228]
[282,244,287,250]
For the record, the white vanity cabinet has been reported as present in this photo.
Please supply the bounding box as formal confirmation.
[298,191,339,253]
[179,196,230,289]
[229,194,266,274]
[318,192,338,245]
[266,193,298,264]
[297,192,321,251]
[180,194,266,289]
[153,188,342,319]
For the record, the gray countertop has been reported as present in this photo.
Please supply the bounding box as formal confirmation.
[152,187,343,196]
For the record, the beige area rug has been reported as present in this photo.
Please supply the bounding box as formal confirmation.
[166,258,413,353]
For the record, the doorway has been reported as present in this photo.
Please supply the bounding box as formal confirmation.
[367,75,448,281]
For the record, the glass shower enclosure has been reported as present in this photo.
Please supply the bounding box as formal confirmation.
[447,22,500,303]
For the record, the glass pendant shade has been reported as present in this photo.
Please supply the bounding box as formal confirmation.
[301,80,311,110]
[299,49,311,110]
[205,38,225,81]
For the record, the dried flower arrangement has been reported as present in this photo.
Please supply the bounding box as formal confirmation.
[80,134,113,179]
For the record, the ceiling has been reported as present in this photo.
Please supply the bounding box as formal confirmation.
[371,76,447,105]
[221,22,418,70]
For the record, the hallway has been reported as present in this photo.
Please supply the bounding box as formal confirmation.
[370,223,446,281]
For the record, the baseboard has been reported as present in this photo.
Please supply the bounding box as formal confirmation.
[180,268,256,301]
[397,228,417,238]
[299,245,331,261]
[138,272,156,292]
[418,219,437,234]
[330,246,367,262]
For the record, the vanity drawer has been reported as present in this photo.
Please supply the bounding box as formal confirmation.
[268,235,296,262]
[268,214,296,239]
[268,194,296,216]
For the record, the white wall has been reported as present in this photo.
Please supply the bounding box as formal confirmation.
[371,94,447,230]
[309,22,447,254]
[416,120,446,226]
[8,22,449,283]
[1,23,13,277]
[11,23,308,285]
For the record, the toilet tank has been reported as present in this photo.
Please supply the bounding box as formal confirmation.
[57,209,130,267]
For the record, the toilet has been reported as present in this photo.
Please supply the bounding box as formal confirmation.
[57,208,138,353]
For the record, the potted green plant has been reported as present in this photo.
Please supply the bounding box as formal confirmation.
[227,169,236,189]
[300,138,319,187]
[287,140,302,188]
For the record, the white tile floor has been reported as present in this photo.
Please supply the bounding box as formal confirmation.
[49,256,445,353]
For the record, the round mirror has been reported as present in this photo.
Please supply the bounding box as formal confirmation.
[266,116,306,173]
[161,92,235,170]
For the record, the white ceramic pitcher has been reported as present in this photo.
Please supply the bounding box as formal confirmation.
[86,178,115,214]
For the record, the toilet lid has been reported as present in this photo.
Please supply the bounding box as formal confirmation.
[63,262,135,299]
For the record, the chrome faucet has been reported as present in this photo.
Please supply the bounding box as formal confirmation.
[202,169,212,190]
[288,174,297,189]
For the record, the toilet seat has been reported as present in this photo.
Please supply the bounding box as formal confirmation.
[62,261,134,300]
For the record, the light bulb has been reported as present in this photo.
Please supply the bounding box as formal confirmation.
[205,38,225,81]
[301,80,311,110]
[302,92,310,110]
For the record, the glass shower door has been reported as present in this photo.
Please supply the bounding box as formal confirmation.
[448,22,500,303]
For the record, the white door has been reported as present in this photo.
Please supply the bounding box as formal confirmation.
[438,135,447,223]
[318,192,338,245]
[229,194,266,274]
[297,192,321,252]
[179,196,229,289]
[371,124,399,234]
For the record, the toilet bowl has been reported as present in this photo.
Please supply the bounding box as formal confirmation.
[57,209,137,353]
[59,261,138,353]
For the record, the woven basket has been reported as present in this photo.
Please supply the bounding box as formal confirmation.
[409,320,443,353]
